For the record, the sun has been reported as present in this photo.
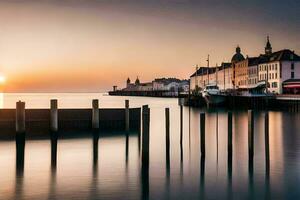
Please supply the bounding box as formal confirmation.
[0,75,6,84]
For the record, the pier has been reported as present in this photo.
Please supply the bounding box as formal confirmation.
[108,90,180,98]
[0,100,141,139]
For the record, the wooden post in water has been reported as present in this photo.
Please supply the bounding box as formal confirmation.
[248,110,254,162]
[180,105,183,161]
[142,105,150,167]
[92,100,99,164]
[228,112,233,156]
[265,112,270,172]
[92,99,99,130]
[16,101,25,170]
[16,101,25,134]
[125,100,130,132]
[50,99,58,167]
[141,106,150,200]
[50,99,58,132]
[200,113,205,157]
[165,108,170,168]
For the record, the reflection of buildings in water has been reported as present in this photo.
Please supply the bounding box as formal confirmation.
[233,111,248,183]
[268,112,284,195]
[279,112,300,197]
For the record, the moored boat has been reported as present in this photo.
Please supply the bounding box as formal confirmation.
[202,84,226,106]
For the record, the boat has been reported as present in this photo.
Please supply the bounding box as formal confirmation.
[202,84,226,106]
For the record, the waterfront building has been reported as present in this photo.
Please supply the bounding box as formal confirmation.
[217,63,233,90]
[137,82,153,91]
[258,49,300,94]
[190,37,300,94]
[152,78,189,92]
[190,63,231,91]
[122,77,189,92]
[231,46,245,88]
[235,57,260,89]
[247,57,261,90]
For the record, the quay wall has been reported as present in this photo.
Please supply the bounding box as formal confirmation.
[184,94,300,112]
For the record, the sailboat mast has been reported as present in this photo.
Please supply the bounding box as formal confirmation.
[207,55,210,85]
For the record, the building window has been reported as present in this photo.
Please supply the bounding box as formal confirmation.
[291,63,295,70]
[275,64,277,70]
[272,82,278,88]
[291,72,295,79]
[275,73,277,79]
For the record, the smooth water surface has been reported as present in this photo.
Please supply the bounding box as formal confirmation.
[0,93,300,199]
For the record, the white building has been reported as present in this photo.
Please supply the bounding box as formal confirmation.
[190,63,232,91]
[258,49,300,94]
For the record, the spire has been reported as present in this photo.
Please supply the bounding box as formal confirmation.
[127,77,130,84]
[236,45,241,53]
[265,35,272,55]
[135,76,140,85]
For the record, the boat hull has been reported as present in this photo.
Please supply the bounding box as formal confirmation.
[203,94,226,106]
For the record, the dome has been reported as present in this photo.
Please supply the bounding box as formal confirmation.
[231,46,245,63]
[127,77,131,84]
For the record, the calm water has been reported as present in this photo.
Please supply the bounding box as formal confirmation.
[0,93,300,199]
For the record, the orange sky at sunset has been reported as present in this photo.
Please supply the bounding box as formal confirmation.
[0,0,299,92]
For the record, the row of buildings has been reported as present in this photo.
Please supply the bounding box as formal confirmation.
[121,77,190,92]
[190,37,300,94]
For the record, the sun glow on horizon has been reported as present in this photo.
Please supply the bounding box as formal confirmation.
[0,75,6,84]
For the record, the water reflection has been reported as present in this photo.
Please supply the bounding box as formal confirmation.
[0,93,3,108]
[1,107,300,199]
[48,164,57,200]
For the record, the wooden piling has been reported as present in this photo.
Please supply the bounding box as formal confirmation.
[50,99,58,132]
[50,100,58,167]
[180,105,183,161]
[51,131,58,168]
[265,112,270,172]
[125,100,130,132]
[165,108,170,167]
[93,129,99,165]
[16,101,25,170]
[16,101,25,134]
[141,106,150,200]
[92,99,99,130]
[200,113,205,157]
[248,110,254,161]
[142,105,150,167]
[228,112,233,156]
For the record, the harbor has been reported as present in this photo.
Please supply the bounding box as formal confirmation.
[0,0,300,199]
[1,93,300,199]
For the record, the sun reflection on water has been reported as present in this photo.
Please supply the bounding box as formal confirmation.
[0,93,3,108]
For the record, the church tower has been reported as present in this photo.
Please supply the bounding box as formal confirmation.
[135,77,140,85]
[265,36,272,55]
[126,77,131,87]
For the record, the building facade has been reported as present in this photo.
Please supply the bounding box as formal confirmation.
[190,37,300,94]
[258,50,300,94]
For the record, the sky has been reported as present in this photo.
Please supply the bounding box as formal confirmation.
[0,0,299,92]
